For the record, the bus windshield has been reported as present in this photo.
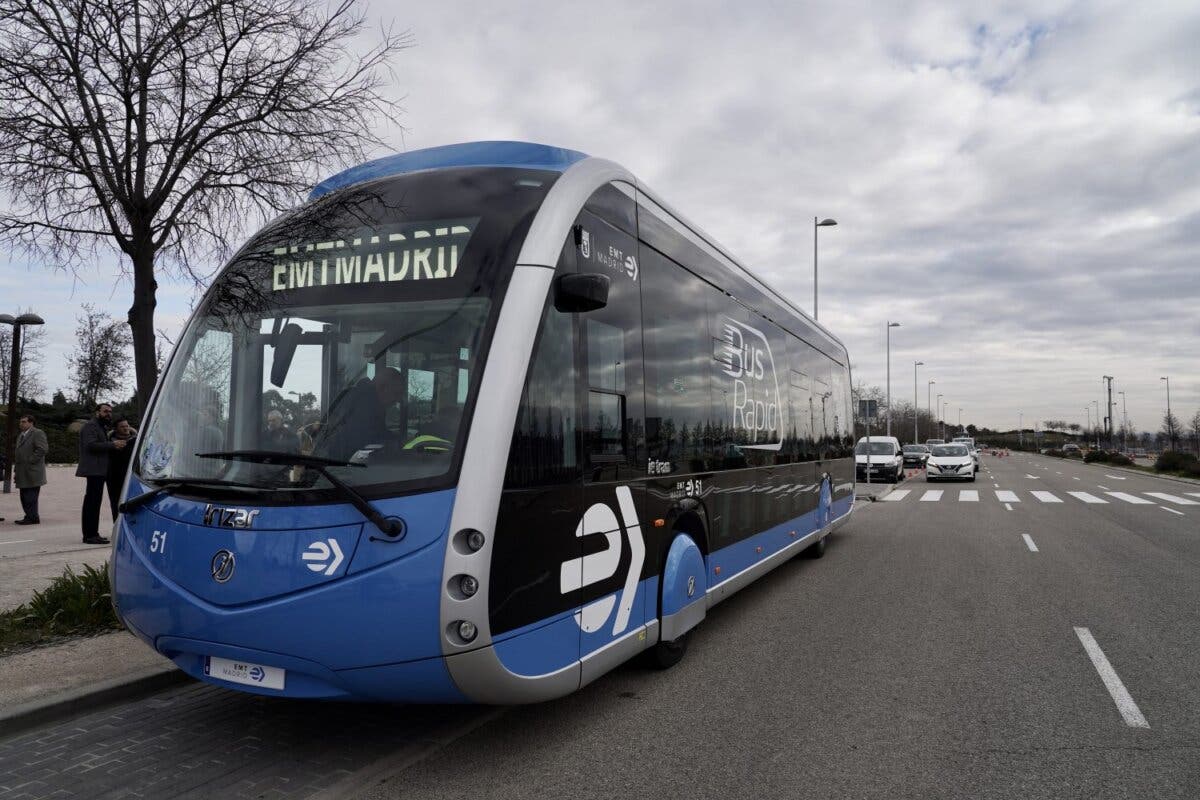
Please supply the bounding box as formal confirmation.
[136,167,556,498]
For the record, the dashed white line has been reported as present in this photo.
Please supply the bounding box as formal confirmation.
[1074,627,1149,728]
[1073,477,1081,481]
[1067,492,1107,504]
[1104,475,1127,480]
[1022,534,1038,552]
[1144,492,1199,506]
[1160,507,1185,516]
[1098,485,1111,491]
[0,539,34,546]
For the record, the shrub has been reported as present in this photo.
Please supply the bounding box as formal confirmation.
[1155,451,1199,473]
[1084,450,1110,463]
[1045,449,1064,458]
[0,563,121,652]
[1108,454,1133,466]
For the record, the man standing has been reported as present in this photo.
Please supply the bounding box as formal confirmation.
[76,403,125,544]
[13,414,48,525]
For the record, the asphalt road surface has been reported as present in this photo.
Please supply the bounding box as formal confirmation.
[1,454,1197,799]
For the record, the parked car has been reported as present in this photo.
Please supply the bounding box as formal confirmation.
[855,436,904,483]
[1062,443,1082,457]
[902,444,930,467]
[926,443,976,482]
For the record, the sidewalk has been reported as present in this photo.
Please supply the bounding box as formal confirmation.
[1,466,184,736]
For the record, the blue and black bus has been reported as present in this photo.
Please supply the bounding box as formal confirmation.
[111,141,855,703]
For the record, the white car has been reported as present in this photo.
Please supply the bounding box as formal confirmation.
[855,436,904,483]
[925,443,976,482]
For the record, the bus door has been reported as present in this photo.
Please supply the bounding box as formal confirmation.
[574,185,651,653]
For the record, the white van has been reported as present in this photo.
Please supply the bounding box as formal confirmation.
[855,436,904,483]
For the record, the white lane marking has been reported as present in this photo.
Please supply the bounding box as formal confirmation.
[995,490,1019,502]
[1106,492,1154,505]
[1073,477,1081,481]
[993,483,999,488]
[1074,627,1150,728]
[881,490,911,502]
[920,490,943,502]
[1160,507,1185,516]
[1056,471,1063,475]
[0,539,34,546]
[1022,534,1038,552]
[1104,475,1127,481]
[1098,485,1111,491]
[1025,474,1040,479]
[1187,493,1200,499]
[959,490,979,502]
[1031,491,1063,503]
[1067,492,1107,504]
[1005,503,1014,511]
[1144,492,1199,506]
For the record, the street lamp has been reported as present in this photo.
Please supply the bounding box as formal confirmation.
[936,393,943,439]
[1161,376,1173,450]
[942,400,949,440]
[1118,390,1128,451]
[1091,400,1100,448]
[1,312,46,495]
[813,217,837,320]
[1019,411,1023,449]
[927,380,936,443]
[958,407,963,434]
[912,361,924,444]
[886,321,900,436]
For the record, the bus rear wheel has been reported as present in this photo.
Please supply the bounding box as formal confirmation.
[642,631,690,670]
[804,535,827,559]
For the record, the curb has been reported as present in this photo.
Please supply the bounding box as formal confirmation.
[0,666,189,740]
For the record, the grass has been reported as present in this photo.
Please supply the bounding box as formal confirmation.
[0,563,122,655]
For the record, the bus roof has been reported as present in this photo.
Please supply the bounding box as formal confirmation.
[310,141,589,199]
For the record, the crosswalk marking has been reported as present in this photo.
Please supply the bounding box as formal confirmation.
[1067,492,1107,504]
[920,490,943,502]
[1106,492,1154,505]
[881,490,911,502]
[1031,491,1063,503]
[1144,492,1199,506]
[1188,493,1200,499]
[959,490,979,502]
[995,490,1019,502]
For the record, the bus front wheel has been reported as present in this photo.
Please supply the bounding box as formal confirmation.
[642,631,690,670]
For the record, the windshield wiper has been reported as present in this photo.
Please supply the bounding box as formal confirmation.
[119,477,264,513]
[196,450,405,538]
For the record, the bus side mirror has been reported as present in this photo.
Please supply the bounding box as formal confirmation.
[555,273,610,313]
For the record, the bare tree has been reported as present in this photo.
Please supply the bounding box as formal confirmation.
[68,303,133,406]
[0,0,409,410]
[1189,409,1200,456]
[0,315,47,400]
[1161,412,1182,451]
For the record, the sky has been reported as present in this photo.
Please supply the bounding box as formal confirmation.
[2,0,1197,435]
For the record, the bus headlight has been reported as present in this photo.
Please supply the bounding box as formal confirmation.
[457,620,478,643]
[459,575,479,597]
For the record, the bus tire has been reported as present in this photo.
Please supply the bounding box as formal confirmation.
[804,535,827,559]
[642,631,689,670]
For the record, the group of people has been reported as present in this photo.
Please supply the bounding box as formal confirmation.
[0,403,136,545]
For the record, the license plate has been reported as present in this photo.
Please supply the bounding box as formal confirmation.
[204,656,286,690]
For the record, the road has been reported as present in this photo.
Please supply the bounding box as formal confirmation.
[1,454,1197,799]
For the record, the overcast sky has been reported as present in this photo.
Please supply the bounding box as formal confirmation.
[3,0,1197,434]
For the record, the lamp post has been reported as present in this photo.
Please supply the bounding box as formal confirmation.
[1,312,46,495]
[1118,391,1128,451]
[1019,411,1023,450]
[813,217,837,320]
[942,400,948,440]
[927,380,936,443]
[1091,400,1100,449]
[886,321,900,436]
[1161,376,1173,450]
[958,407,962,434]
[912,361,924,444]
[1085,407,1091,446]
[936,393,943,439]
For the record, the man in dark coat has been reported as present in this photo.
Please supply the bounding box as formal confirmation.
[13,414,48,525]
[76,403,126,544]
